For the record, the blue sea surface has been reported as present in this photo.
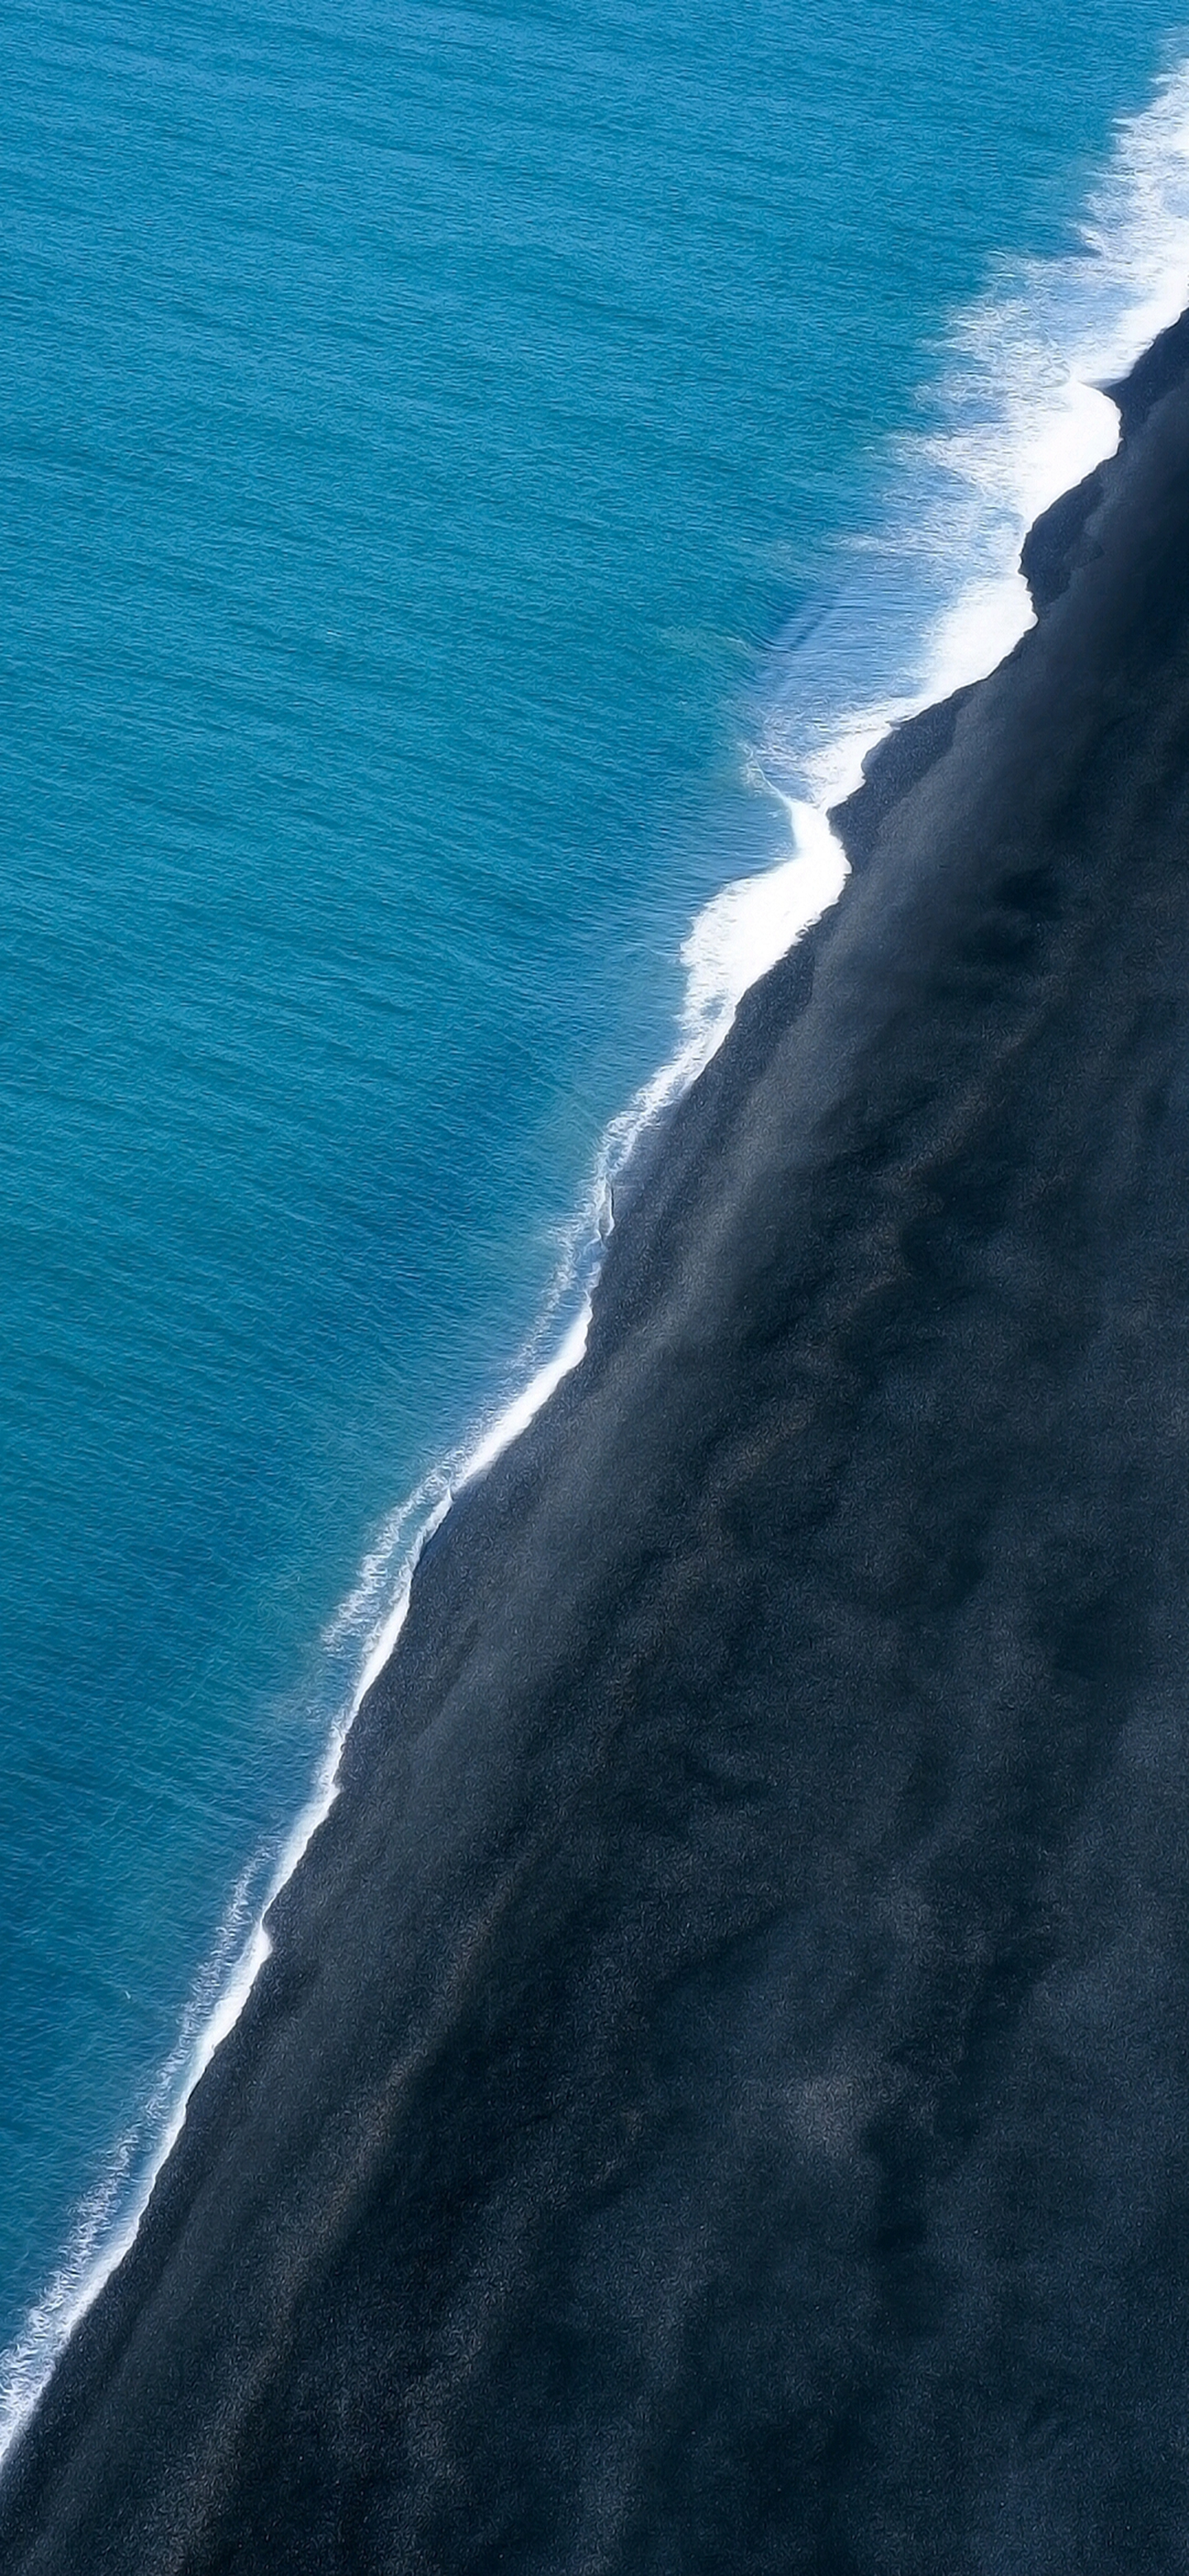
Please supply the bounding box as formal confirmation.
[2,0,1187,2413]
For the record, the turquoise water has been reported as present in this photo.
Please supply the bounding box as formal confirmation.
[2,0,1188,2420]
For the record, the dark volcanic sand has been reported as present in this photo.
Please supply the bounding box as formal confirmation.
[7,319,1189,2574]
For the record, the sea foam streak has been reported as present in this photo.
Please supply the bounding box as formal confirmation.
[4,55,1189,2469]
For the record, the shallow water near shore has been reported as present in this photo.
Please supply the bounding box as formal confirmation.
[3,0,1189,2448]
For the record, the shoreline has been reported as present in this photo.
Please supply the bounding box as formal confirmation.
[8,88,1189,2453]
[6,300,1189,2568]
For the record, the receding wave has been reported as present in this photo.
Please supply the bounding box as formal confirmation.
[3,50,1189,2469]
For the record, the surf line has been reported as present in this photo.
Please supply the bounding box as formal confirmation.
[5,50,1189,2474]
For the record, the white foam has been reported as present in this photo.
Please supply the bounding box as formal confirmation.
[781,58,1189,779]
[0,1862,261,2457]
[6,49,1189,2472]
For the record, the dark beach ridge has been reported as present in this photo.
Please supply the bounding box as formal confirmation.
[7,306,1189,2572]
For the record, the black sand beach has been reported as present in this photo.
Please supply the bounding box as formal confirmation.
[7,314,1189,2572]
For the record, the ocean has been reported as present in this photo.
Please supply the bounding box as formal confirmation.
[2,0,1189,2449]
